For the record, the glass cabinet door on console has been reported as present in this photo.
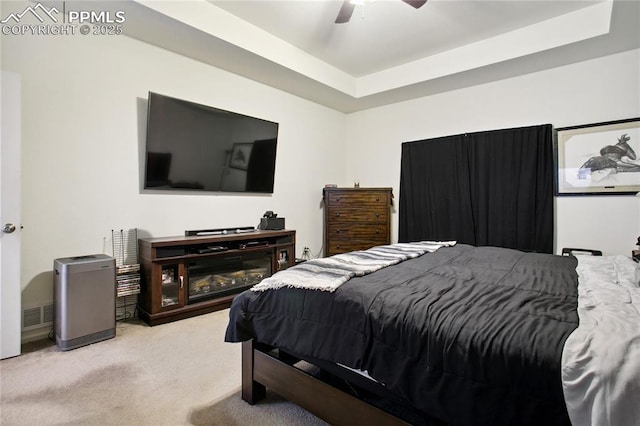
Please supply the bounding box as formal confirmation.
[159,263,185,309]
[276,246,293,271]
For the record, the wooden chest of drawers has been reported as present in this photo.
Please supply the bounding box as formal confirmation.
[323,187,393,256]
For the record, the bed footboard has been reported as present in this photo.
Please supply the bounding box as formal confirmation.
[240,339,409,425]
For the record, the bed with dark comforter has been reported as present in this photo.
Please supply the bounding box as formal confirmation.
[226,243,580,425]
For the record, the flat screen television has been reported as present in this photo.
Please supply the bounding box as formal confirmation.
[144,92,279,193]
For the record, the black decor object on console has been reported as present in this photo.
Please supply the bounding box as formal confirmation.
[144,92,279,193]
[258,211,285,230]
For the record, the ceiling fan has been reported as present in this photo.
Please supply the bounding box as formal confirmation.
[335,0,428,24]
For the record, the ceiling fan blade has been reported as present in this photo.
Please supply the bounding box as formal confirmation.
[335,0,356,23]
[402,0,427,9]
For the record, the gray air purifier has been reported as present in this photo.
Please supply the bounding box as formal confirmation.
[54,254,116,351]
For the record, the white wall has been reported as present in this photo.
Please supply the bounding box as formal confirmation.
[1,32,346,316]
[345,49,640,256]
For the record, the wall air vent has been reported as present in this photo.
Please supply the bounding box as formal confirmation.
[22,303,54,331]
[43,303,54,324]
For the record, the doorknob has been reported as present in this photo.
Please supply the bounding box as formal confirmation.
[3,223,17,233]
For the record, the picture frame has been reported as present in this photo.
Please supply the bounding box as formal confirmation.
[229,143,253,170]
[554,118,640,195]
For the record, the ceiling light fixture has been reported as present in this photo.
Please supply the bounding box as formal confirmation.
[335,0,426,24]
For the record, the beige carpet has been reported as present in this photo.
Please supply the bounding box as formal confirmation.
[0,309,327,425]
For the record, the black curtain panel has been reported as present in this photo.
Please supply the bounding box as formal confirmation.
[399,124,554,253]
[398,134,476,244]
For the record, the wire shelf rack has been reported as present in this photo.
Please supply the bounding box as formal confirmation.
[112,229,140,320]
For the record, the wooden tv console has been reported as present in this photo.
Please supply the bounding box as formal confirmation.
[138,229,295,326]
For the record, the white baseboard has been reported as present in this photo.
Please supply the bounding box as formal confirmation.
[21,326,52,344]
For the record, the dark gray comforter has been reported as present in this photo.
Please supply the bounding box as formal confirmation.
[225,244,579,425]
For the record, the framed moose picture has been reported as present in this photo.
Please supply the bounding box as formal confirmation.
[555,118,640,195]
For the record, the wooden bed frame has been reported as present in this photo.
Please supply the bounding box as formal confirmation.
[241,339,411,425]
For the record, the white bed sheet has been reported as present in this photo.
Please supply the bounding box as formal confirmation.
[562,255,640,426]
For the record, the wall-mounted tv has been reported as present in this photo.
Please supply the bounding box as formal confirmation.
[144,92,279,193]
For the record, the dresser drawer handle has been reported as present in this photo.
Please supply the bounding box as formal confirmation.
[376,197,380,202]
[336,213,340,217]
[376,229,380,234]
[375,213,380,218]
[336,197,341,202]
[336,229,342,234]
